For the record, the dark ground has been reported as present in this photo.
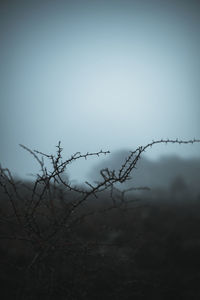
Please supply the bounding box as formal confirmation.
[1,183,200,299]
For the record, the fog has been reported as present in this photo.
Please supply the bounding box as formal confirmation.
[89,150,200,199]
[0,0,200,182]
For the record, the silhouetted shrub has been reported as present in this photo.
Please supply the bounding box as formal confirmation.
[0,138,200,299]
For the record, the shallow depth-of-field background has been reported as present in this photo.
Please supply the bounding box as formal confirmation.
[1,140,200,299]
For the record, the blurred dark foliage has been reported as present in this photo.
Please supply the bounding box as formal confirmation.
[0,139,200,299]
[1,186,200,299]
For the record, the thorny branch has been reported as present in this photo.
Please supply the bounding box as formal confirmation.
[0,138,200,267]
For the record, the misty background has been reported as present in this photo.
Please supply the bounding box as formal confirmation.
[0,0,200,185]
[89,150,200,200]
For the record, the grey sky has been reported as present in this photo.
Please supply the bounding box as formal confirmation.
[0,0,200,183]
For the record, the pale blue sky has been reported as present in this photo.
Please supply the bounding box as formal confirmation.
[1,0,200,182]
